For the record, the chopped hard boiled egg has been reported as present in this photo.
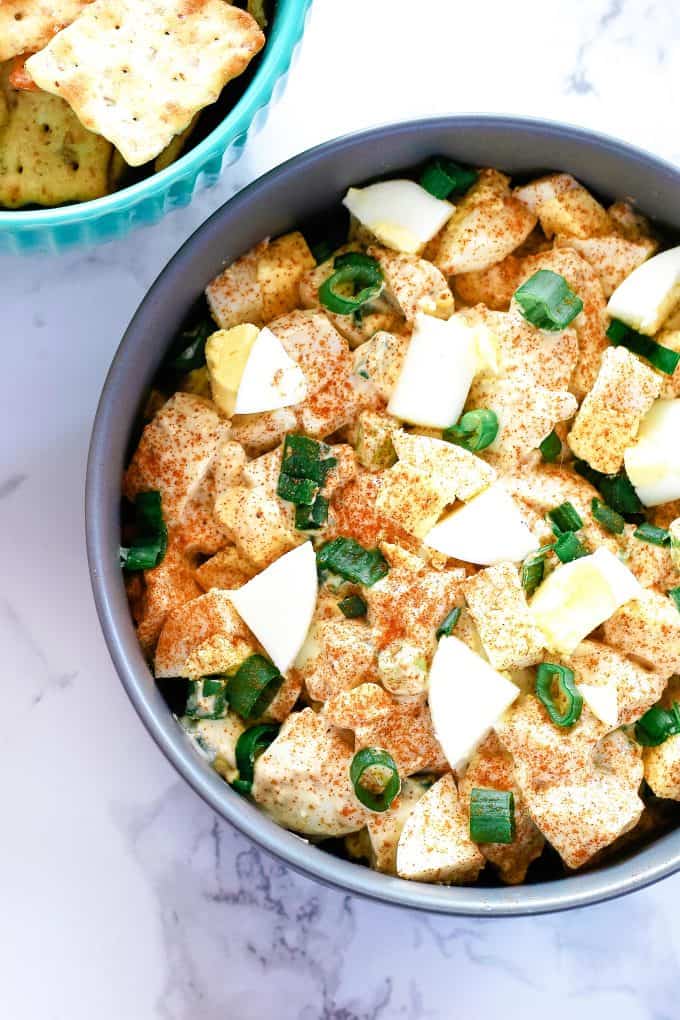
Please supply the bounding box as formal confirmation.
[576,683,619,729]
[607,244,680,335]
[206,324,307,417]
[387,313,478,428]
[343,180,454,255]
[228,542,317,674]
[428,635,520,770]
[623,399,680,506]
[423,482,537,565]
[530,547,642,656]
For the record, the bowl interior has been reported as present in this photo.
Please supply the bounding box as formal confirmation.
[86,116,680,915]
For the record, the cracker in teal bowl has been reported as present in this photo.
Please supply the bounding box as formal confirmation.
[0,0,311,253]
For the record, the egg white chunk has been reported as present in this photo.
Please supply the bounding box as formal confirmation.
[343,180,454,255]
[428,636,520,770]
[423,482,537,565]
[387,313,478,428]
[229,542,318,673]
[530,547,642,656]
[607,245,680,335]
[234,325,307,414]
[624,399,680,506]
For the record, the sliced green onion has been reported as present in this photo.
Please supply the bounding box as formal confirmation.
[350,747,401,812]
[185,677,228,720]
[607,319,680,376]
[669,587,680,613]
[282,433,326,459]
[574,460,643,518]
[443,409,499,452]
[277,472,318,506]
[338,594,368,618]
[469,788,515,844]
[316,537,389,587]
[279,435,337,519]
[318,253,383,315]
[633,522,670,547]
[295,495,329,531]
[635,702,680,747]
[591,497,625,535]
[535,662,583,728]
[201,677,223,696]
[282,434,336,481]
[548,501,584,534]
[436,606,461,639]
[227,655,282,720]
[419,157,478,199]
[233,722,279,794]
[283,455,336,485]
[514,270,584,331]
[166,318,212,372]
[521,544,554,596]
[119,490,168,571]
[554,531,588,563]
[539,429,562,462]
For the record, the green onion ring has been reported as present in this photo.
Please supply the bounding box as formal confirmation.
[419,157,478,199]
[233,723,280,793]
[539,429,562,462]
[591,498,625,535]
[436,606,461,639]
[633,522,670,547]
[227,655,283,720]
[535,662,583,728]
[318,254,383,316]
[350,747,401,812]
[514,270,583,331]
[607,319,680,376]
[469,788,515,844]
[442,408,498,452]
[119,490,168,572]
[635,702,680,746]
[548,501,584,535]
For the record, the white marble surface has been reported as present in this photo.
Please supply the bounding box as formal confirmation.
[1,1,680,1017]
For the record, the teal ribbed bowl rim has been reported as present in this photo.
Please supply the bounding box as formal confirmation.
[0,0,312,255]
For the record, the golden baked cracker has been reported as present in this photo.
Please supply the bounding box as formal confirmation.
[0,76,112,207]
[0,0,92,61]
[26,0,265,166]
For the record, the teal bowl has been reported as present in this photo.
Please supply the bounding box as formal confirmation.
[0,0,312,255]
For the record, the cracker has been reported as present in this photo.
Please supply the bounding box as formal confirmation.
[0,71,112,206]
[0,0,92,62]
[26,0,265,166]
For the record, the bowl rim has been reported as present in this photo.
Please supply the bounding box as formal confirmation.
[0,0,312,230]
[86,114,680,916]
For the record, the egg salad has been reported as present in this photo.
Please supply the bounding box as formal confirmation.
[121,158,680,887]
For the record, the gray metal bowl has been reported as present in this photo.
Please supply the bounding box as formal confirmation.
[86,116,680,915]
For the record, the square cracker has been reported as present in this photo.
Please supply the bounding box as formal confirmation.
[26,0,265,166]
[0,1,92,62]
[0,71,112,206]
